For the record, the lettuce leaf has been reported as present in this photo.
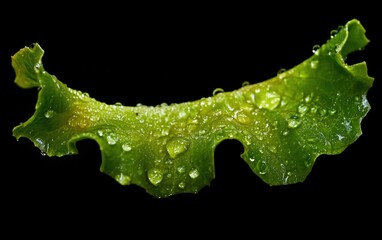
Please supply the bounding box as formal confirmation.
[12,19,373,198]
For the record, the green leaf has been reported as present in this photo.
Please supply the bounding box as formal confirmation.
[12,19,374,198]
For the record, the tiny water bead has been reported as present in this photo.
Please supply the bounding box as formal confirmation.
[122,143,132,152]
[44,110,55,118]
[106,133,118,145]
[330,29,338,38]
[310,60,319,69]
[256,160,268,175]
[178,181,185,189]
[298,104,309,115]
[212,88,225,96]
[277,68,287,79]
[312,44,320,55]
[116,173,131,185]
[234,110,253,125]
[177,166,186,173]
[287,115,302,128]
[242,81,250,87]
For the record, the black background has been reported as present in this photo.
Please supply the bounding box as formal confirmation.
[1,3,380,237]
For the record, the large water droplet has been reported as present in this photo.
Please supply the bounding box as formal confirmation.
[178,182,185,189]
[148,168,163,186]
[189,168,199,179]
[166,137,190,158]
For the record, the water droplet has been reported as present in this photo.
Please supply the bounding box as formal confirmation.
[337,134,345,140]
[122,143,132,152]
[255,91,281,110]
[116,173,131,185]
[44,110,55,119]
[177,166,186,173]
[178,182,185,189]
[256,160,268,175]
[198,129,207,135]
[35,62,41,71]
[147,168,163,186]
[189,168,199,179]
[242,81,250,87]
[212,88,224,96]
[269,146,277,153]
[234,110,253,125]
[165,159,173,165]
[40,151,47,156]
[312,44,320,55]
[249,157,255,162]
[310,60,319,69]
[154,159,162,165]
[114,102,123,106]
[107,133,118,145]
[329,109,336,115]
[298,104,309,115]
[304,159,313,168]
[280,98,288,107]
[304,94,313,102]
[178,110,188,119]
[97,130,104,136]
[287,115,301,128]
[334,44,341,53]
[166,137,190,158]
[277,68,287,79]
[330,29,338,38]
[319,108,327,116]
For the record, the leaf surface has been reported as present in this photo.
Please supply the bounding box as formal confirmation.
[12,19,373,198]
